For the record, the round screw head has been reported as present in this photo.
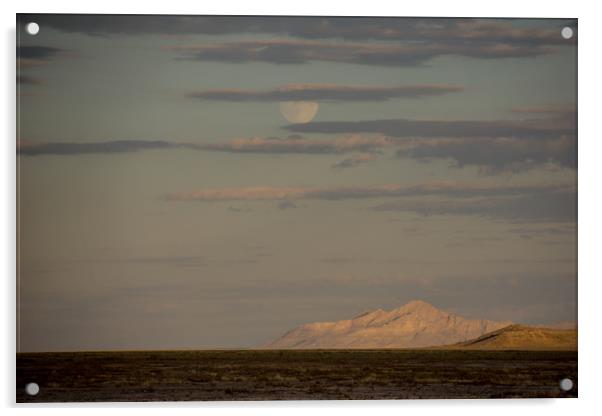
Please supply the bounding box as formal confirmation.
[25,382,40,396]
[25,22,40,36]
[559,378,573,391]
[561,27,573,40]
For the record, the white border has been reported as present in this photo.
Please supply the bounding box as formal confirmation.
[3,1,601,414]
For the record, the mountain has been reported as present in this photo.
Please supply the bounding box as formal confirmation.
[534,321,577,330]
[264,300,512,349]
[450,324,577,350]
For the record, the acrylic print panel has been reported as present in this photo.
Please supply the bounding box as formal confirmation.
[16,14,577,402]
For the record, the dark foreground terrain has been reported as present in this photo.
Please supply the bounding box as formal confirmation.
[17,349,577,402]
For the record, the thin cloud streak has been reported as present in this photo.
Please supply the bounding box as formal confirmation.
[172,39,555,67]
[17,45,63,60]
[161,182,574,202]
[197,135,392,154]
[331,153,377,169]
[372,192,576,222]
[17,45,66,70]
[187,84,464,102]
[285,116,575,138]
[161,182,575,222]
[17,75,43,85]
[18,136,393,156]
[18,140,181,156]
[510,105,576,115]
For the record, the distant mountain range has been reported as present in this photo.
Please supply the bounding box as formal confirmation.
[265,300,514,349]
[264,300,577,350]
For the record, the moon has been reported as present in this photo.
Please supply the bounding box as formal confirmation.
[279,101,319,124]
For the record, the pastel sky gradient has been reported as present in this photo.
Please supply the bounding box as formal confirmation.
[17,15,577,352]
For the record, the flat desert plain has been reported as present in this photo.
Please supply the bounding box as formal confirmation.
[17,349,577,402]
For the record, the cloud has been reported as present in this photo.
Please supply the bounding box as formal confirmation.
[17,45,63,60]
[197,135,392,155]
[26,15,574,47]
[278,200,297,210]
[161,181,573,202]
[331,153,377,169]
[371,190,575,222]
[17,45,65,71]
[18,135,394,157]
[510,105,576,115]
[17,46,68,88]
[162,181,575,222]
[18,130,575,175]
[17,75,42,85]
[286,115,576,172]
[397,135,576,173]
[172,39,554,67]
[507,225,575,239]
[228,206,252,213]
[18,140,181,156]
[285,116,574,139]
[187,84,463,102]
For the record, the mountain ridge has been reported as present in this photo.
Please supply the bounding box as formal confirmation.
[264,300,513,349]
[446,324,577,350]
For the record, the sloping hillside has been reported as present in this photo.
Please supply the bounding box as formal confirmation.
[451,324,577,350]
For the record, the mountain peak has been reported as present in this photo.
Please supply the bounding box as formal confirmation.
[265,300,512,349]
[395,299,438,312]
[405,299,432,307]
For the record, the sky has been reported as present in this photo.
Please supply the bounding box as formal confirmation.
[17,15,577,352]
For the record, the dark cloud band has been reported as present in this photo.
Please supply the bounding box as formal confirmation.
[18,140,180,156]
[187,84,463,102]
[22,15,575,47]
[17,136,391,156]
[17,45,63,60]
[397,136,577,173]
[285,116,574,139]
[17,75,42,85]
[173,39,554,67]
